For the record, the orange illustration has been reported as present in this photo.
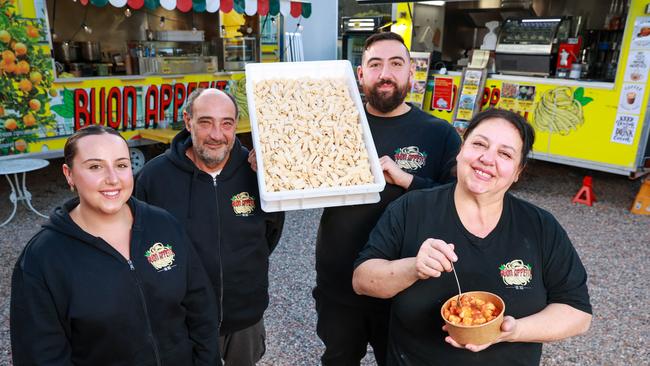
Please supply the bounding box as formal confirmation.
[0,30,10,43]
[14,139,27,152]
[1,0,55,155]
[23,113,36,127]
[28,99,40,111]
[29,70,41,84]
[2,49,15,62]
[18,78,32,92]
[12,41,26,55]
[26,25,38,38]
[4,118,18,131]
[16,59,29,74]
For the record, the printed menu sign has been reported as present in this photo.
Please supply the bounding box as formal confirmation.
[624,50,650,83]
[610,113,639,145]
[456,69,484,121]
[461,70,482,96]
[407,52,431,109]
[499,82,536,117]
[453,68,487,134]
[631,17,650,49]
[456,95,476,121]
[431,77,454,111]
[618,83,645,115]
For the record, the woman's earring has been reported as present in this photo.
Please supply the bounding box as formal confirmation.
[70,185,75,192]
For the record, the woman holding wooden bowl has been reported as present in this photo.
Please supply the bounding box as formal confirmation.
[352,109,592,365]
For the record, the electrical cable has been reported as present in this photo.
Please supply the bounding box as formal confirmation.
[69,5,89,41]
[281,16,302,62]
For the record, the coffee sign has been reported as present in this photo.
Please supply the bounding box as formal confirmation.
[618,83,645,115]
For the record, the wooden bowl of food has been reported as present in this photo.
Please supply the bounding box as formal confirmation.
[441,291,505,345]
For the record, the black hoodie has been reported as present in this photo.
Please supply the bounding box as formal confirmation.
[135,129,285,335]
[10,197,220,366]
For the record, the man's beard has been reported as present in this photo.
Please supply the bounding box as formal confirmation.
[191,130,233,168]
[364,79,409,114]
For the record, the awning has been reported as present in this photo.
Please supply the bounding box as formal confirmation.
[80,0,312,18]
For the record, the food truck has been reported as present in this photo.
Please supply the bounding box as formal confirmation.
[0,0,311,170]
[4,0,650,178]
[387,0,650,177]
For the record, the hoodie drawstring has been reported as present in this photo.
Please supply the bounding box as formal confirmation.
[187,169,199,219]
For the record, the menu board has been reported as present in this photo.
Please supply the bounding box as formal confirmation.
[611,114,639,145]
[452,68,487,134]
[406,52,431,109]
[431,77,454,111]
[611,16,650,145]
[623,50,650,82]
[499,82,537,117]
[631,16,650,49]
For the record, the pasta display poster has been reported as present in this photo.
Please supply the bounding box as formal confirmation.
[500,83,536,118]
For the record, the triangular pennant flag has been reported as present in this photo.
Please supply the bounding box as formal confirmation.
[109,0,127,7]
[176,0,192,12]
[159,0,176,10]
[128,0,145,9]
[233,0,245,14]
[301,2,311,18]
[90,0,110,7]
[290,1,301,18]
[144,0,159,10]
[257,0,269,16]
[80,0,89,4]
[279,0,290,16]
[221,0,233,13]
[268,0,279,15]
[205,0,220,12]
[244,0,257,15]
[193,0,206,12]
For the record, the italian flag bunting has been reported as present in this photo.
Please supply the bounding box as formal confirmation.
[176,0,192,12]
[80,0,308,17]
[220,0,233,13]
[127,0,145,9]
[257,0,269,16]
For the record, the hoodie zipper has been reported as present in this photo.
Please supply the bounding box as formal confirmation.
[213,177,224,331]
[128,259,162,366]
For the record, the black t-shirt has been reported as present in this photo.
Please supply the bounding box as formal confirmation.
[316,106,461,307]
[355,184,592,366]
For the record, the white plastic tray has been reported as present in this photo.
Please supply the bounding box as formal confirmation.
[245,60,386,212]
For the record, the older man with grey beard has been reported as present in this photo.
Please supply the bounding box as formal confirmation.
[136,88,285,366]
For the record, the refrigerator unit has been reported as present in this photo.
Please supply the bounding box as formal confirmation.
[341,16,390,71]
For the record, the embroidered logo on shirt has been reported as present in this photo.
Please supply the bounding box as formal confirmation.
[499,259,532,289]
[231,192,256,216]
[145,243,176,272]
[394,146,427,171]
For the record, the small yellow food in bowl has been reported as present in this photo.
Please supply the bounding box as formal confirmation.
[441,291,505,345]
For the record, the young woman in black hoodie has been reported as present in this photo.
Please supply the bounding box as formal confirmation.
[10,125,221,366]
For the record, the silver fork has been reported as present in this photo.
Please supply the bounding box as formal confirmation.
[451,262,463,307]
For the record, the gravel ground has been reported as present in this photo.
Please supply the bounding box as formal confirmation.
[1,157,649,365]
